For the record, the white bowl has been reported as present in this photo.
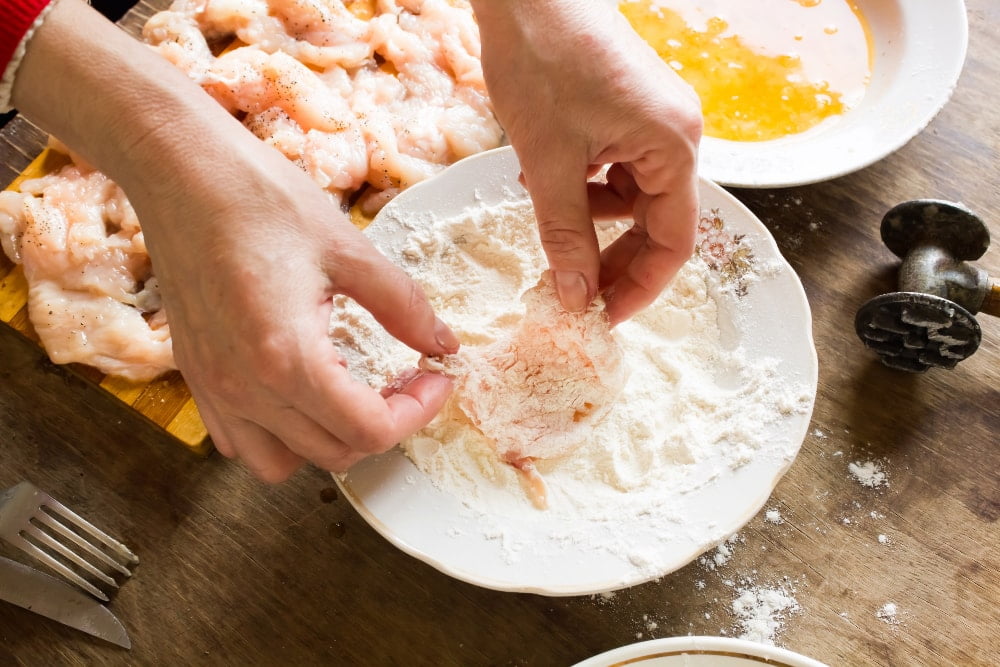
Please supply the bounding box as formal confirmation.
[662,0,969,187]
[573,637,828,667]
[335,147,818,595]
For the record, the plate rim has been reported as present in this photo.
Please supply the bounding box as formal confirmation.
[335,146,819,596]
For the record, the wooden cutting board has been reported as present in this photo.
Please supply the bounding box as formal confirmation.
[1,148,210,455]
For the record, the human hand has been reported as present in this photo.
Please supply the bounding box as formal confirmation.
[471,0,702,324]
[129,124,460,482]
[11,0,461,482]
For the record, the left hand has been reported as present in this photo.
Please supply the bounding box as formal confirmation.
[471,0,703,324]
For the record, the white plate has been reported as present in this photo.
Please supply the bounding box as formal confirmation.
[684,0,968,187]
[335,147,818,596]
[573,636,828,667]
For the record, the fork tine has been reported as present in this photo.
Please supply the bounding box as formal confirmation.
[33,510,133,577]
[41,497,139,566]
[1,482,138,600]
[20,523,118,589]
[10,533,110,602]
[23,518,123,585]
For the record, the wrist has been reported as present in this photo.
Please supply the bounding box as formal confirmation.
[11,0,231,187]
[10,0,264,216]
[0,0,60,112]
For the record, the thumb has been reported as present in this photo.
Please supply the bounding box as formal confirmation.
[331,235,459,356]
[520,157,601,313]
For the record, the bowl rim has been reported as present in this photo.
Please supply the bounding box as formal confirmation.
[572,636,829,667]
[681,0,970,187]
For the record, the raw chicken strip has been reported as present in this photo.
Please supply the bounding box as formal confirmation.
[0,164,174,381]
[27,280,173,381]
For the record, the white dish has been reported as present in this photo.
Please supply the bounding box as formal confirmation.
[335,147,818,596]
[685,0,968,187]
[573,636,828,667]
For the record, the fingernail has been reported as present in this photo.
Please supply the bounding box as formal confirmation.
[554,271,591,313]
[434,317,460,353]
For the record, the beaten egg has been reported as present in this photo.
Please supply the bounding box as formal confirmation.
[620,0,873,142]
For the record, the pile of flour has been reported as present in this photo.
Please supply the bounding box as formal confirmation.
[331,197,811,538]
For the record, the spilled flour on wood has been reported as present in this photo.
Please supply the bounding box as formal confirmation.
[696,532,803,645]
[877,602,903,626]
[732,584,801,645]
[848,460,888,488]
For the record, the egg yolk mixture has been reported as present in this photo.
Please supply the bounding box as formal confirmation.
[620,0,873,142]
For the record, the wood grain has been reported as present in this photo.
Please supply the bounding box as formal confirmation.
[1,0,998,665]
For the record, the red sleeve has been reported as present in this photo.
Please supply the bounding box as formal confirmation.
[0,0,56,74]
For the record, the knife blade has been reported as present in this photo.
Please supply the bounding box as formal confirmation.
[0,555,130,648]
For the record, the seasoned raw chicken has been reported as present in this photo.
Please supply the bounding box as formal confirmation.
[0,165,174,381]
[143,0,503,209]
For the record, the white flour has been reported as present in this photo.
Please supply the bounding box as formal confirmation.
[876,602,901,626]
[699,534,743,571]
[732,584,801,645]
[848,460,888,488]
[331,197,812,569]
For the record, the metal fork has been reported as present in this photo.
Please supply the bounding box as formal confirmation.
[0,482,139,602]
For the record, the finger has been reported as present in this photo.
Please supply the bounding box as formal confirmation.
[380,371,454,439]
[523,164,603,186]
[603,182,698,325]
[224,417,307,483]
[256,406,363,473]
[599,214,650,289]
[299,347,453,454]
[326,230,460,356]
[598,169,656,287]
[379,367,422,399]
[587,163,640,220]
[520,154,600,312]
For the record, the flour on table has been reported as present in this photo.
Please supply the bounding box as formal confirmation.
[876,602,902,626]
[731,584,801,645]
[699,534,743,571]
[331,197,812,568]
[848,460,888,488]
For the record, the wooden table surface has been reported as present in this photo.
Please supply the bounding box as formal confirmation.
[1,1,998,665]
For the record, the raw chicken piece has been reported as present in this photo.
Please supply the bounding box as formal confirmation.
[426,272,627,508]
[146,0,503,212]
[28,280,174,381]
[202,48,356,133]
[142,9,214,78]
[201,0,374,69]
[0,165,174,381]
